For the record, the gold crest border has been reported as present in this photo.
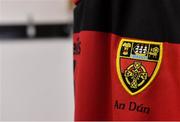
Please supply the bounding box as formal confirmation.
[116,38,163,96]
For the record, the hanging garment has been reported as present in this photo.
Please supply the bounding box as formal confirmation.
[73,0,180,120]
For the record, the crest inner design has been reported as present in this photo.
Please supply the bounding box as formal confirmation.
[125,62,148,89]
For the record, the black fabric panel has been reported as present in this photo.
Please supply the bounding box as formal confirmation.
[74,0,180,43]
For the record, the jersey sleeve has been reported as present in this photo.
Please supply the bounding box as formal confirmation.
[73,0,80,5]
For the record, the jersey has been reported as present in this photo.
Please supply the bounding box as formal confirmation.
[73,0,180,121]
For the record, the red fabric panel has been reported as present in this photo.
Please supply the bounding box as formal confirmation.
[74,31,180,121]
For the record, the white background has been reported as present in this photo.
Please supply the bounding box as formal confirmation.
[0,0,74,121]
[0,38,74,121]
[0,0,72,24]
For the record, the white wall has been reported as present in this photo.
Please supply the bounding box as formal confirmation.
[0,0,74,120]
[0,38,74,121]
[0,0,72,24]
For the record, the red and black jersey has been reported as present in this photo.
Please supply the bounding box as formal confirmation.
[73,0,180,121]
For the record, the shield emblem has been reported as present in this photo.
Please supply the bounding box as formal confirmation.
[116,38,163,95]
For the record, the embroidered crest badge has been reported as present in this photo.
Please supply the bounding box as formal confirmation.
[116,38,163,95]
